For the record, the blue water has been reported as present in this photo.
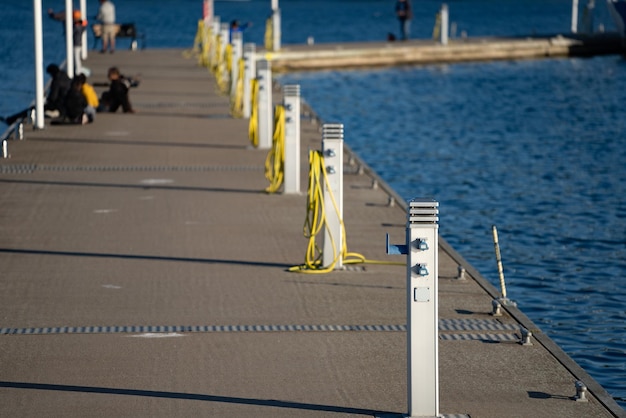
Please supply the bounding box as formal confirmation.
[1,0,624,410]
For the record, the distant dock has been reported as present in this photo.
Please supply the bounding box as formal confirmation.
[265,33,625,72]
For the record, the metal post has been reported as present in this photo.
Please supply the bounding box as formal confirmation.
[283,85,301,194]
[572,0,579,33]
[80,0,87,59]
[33,0,45,130]
[209,16,220,68]
[406,199,439,417]
[387,199,440,417]
[203,0,214,25]
[230,31,243,101]
[64,0,74,79]
[272,8,282,51]
[440,4,449,45]
[322,124,344,269]
[220,22,230,89]
[243,43,256,119]
[256,59,273,150]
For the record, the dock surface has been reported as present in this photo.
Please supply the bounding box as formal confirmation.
[0,48,623,417]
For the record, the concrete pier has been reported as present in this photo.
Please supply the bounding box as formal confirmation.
[265,33,625,72]
[0,49,624,417]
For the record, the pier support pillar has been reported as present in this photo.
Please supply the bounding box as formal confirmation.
[219,22,230,89]
[322,124,344,269]
[387,199,440,418]
[243,43,256,119]
[283,85,301,194]
[257,59,273,150]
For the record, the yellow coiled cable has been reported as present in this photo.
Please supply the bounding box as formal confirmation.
[264,16,273,51]
[265,105,285,193]
[248,79,259,147]
[289,151,404,273]
[230,58,245,118]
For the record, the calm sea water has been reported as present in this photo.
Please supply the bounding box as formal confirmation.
[1,0,624,409]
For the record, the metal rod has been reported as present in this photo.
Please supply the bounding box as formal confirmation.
[492,225,507,298]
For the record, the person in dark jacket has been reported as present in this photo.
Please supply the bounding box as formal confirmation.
[45,64,71,117]
[99,67,135,113]
[62,77,88,124]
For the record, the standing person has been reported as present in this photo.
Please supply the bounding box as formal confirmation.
[72,11,86,76]
[45,64,71,118]
[229,20,251,42]
[97,0,116,53]
[395,0,413,40]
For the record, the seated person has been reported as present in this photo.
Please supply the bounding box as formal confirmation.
[98,67,135,113]
[45,64,71,118]
[58,77,89,124]
[77,73,98,122]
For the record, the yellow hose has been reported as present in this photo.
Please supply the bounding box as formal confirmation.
[248,79,259,147]
[289,151,403,274]
[265,105,285,193]
[230,58,245,118]
[211,35,222,75]
[264,16,273,51]
[217,44,233,95]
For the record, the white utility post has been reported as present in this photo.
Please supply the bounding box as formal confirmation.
[210,16,220,68]
[80,0,87,59]
[242,43,256,119]
[230,31,243,102]
[271,0,281,51]
[33,0,45,130]
[64,0,74,78]
[572,0,579,33]
[203,0,214,25]
[283,85,301,194]
[322,124,344,269]
[219,22,230,90]
[256,59,273,149]
[440,4,449,45]
[387,198,440,418]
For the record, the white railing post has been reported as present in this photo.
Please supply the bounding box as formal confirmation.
[230,31,243,102]
[80,0,87,59]
[440,4,449,45]
[257,59,273,150]
[283,85,301,194]
[322,124,344,269]
[243,43,256,119]
[64,0,74,78]
[33,0,45,130]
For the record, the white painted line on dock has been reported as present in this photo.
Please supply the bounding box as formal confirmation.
[93,209,118,214]
[130,333,185,338]
[105,131,129,137]
[139,179,174,185]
